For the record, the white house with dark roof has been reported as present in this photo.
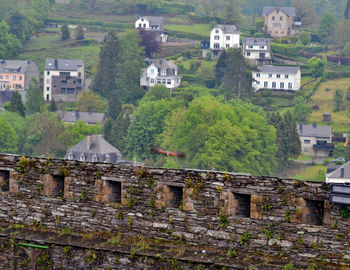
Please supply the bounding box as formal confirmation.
[297,124,334,158]
[262,7,296,37]
[252,65,301,91]
[210,24,240,57]
[44,59,84,102]
[326,161,350,183]
[242,38,271,64]
[140,58,181,90]
[135,16,167,43]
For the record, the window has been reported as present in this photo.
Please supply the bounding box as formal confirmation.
[226,36,230,40]
[150,78,154,84]
[47,71,50,75]
[18,76,22,81]
[157,79,161,84]
[161,69,166,76]
[60,72,70,76]
[141,18,144,21]
[167,79,171,85]
[264,81,268,88]
[273,23,281,28]
[215,29,219,33]
[285,74,289,79]
[46,94,49,101]
[233,193,251,218]
[214,43,220,49]
[0,75,3,79]
[47,175,65,197]
[256,73,260,78]
[247,52,251,56]
[104,154,110,163]
[272,16,275,21]
[139,23,141,27]
[5,76,9,80]
[277,74,281,78]
[249,45,253,49]
[0,170,10,191]
[256,81,260,85]
[288,83,293,89]
[260,46,264,49]
[92,154,98,162]
[61,80,67,84]
[304,140,311,144]
[280,16,283,21]
[150,69,155,75]
[67,152,73,160]
[47,87,50,91]
[226,44,230,48]
[259,52,265,59]
[61,88,66,93]
[13,76,16,80]
[280,82,284,89]
[168,186,183,208]
[80,154,85,161]
[162,78,166,84]
[67,88,75,94]
[269,74,272,78]
[214,35,220,40]
[272,82,276,88]
[143,24,146,28]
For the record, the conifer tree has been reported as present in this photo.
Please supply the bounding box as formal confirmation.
[26,79,44,113]
[49,98,57,112]
[107,91,122,120]
[75,24,85,40]
[61,24,70,41]
[345,0,350,19]
[8,91,25,117]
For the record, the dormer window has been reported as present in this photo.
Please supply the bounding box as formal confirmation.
[150,69,155,75]
[161,69,166,76]
[105,154,110,163]
[79,153,85,162]
[92,154,97,162]
[260,46,264,49]
[272,16,275,21]
[215,29,219,33]
[67,152,73,160]
[141,18,144,21]
[277,74,281,78]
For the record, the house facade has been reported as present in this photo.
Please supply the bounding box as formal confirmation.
[252,65,301,92]
[297,124,334,158]
[135,16,167,43]
[43,59,84,102]
[326,162,350,184]
[140,58,181,90]
[210,25,240,57]
[0,60,39,91]
[242,38,271,65]
[263,7,296,37]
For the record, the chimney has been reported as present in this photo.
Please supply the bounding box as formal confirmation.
[75,110,79,120]
[54,59,58,69]
[299,123,303,130]
[341,168,345,178]
[87,134,93,150]
[88,109,92,115]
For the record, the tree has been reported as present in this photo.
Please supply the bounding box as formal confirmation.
[160,96,277,175]
[65,120,102,147]
[223,0,241,25]
[0,118,18,154]
[298,32,311,45]
[77,91,107,112]
[26,79,44,113]
[318,12,337,43]
[118,30,145,104]
[334,19,350,47]
[138,28,160,57]
[107,91,122,120]
[6,11,39,42]
[92,31,120,98]
[333,89,344,112]
[144,85,170,101]
[61,24,70,41]
[292,96,312,123]
[0,21,22,59]
[75,24,85,40]
[215,48,252,100]
[344,41,350,57]
[292,0,318,27]
[308,57,325,78]
[49,99,57,112]
[8,91,25,117]
[23,112,72,157]
[345,0,350,19]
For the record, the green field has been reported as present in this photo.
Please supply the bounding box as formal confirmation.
[166,24,211,37]
[293,165,327,182]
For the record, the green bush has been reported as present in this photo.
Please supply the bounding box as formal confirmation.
[271,44,325,56]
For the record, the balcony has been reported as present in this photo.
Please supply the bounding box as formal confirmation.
[313,143,334,150]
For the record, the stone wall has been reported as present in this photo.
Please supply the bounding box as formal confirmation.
[0,154,349,269]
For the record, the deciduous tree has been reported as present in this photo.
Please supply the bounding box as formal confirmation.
[298,32,311,45]
[333,89,344,112]
[138,28,160,57]
[0,21,22,59]
[292,96,312,123]
[0,118,18,154]
[318,12,337,43]
[308,57,325,78]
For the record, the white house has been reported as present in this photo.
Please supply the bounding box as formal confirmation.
[210,24,240,57]
[252,65,301,91]
[140,58,181,90]
[326,162,350,184]
[297,123,334,158]
[44,59,84,102]
[242,37,271,64]
[135,16,167,43]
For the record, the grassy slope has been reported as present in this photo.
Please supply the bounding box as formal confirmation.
[293,165,327,182]
[166,24,211,37]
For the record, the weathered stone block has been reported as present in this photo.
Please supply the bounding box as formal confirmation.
[9,172,18,193]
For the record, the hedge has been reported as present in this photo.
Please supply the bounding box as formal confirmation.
[181,74,203,84]
[48,18,132,30]
[271,44,325,56]
[166,29,208,41]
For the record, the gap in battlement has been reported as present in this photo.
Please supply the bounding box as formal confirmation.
[234,193,251,218]
[0,170,10,191]
[306,199,324,226]
[106,181,121,202]
[168,186,183,208]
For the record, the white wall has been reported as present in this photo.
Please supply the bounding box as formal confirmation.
[140,64,181,89]
[252,70,301,91]
[135,17,151,29]
[210,28,240,50]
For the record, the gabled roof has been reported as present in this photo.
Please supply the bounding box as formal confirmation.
[262,7,296,17]
[146,59,178,70]
[243,37,270,47]
[139,16,164,30]
[64,135,123,163]
[57,110,105,125]
[257,65,300,74]
[44,59,84,71]
[0,60,32,73]
[327,161,350,179]
[297,124,332,138]
[212,24,240,34]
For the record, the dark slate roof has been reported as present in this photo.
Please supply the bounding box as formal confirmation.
[243,37,271,49]
[258,65,300,74]
[0,91,13,107]
[0,60,31,73]
[147,59,178,70]
[262,7,296,16]
[64,135,123,163]
[57,110,105,125]
[297,124,332,138]
[213,24,240,34]
[44,59,84,71]
[141,16,164,30]
[327,161,350,179]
